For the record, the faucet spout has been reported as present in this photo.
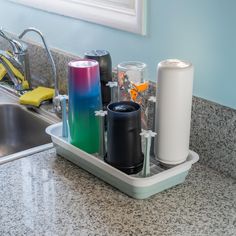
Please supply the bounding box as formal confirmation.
[18,28,62,115]
[18,28,58,97]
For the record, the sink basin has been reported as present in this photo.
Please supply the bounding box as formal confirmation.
[0,104,51,157]
[0,86,59,164]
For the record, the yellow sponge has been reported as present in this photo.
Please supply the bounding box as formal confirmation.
[19,86,55,107]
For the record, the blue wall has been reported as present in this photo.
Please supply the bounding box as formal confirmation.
[1,0,236,108]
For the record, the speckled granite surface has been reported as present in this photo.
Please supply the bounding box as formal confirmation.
[190,97,236,179]
[27,43,79,93]
[0,149,236,236]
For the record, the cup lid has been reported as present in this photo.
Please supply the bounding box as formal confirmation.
[84,50,110,57]
[158,59,192,69]
[68,59,98,68]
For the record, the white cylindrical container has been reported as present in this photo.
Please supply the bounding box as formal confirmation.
[155,59,194,165]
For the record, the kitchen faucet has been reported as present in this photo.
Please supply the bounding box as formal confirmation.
[0,27,64,115]
[0,29,30,90]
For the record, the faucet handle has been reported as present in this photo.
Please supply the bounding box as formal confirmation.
[0,28,25,54]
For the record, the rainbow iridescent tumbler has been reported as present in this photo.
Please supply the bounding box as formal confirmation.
[68,59,102,153]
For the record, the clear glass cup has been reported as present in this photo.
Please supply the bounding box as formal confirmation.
[117,61,147,85]
[117,61,149,129]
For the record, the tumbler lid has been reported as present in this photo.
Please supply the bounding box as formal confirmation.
[158,59,192,69]
[84,50,110,57]
[68,59,98,68]
[108,101,140,113]
[112,104,136,112]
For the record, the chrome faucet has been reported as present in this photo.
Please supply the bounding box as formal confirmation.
[17,28,64,114]
[18,28,58,96]
[0,27,64,115]
[0,29,30,90]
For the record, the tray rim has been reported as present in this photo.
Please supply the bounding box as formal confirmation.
[46,122,199,188]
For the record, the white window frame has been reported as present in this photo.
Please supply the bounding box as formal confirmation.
[9,0,147,35]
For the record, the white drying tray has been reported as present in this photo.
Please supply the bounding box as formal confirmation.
[46,123,199,199]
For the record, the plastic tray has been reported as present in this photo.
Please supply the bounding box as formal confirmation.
[46,123,199,199]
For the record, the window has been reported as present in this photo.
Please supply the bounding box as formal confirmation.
[9,0,147,35]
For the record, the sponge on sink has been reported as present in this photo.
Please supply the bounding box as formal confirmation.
[19,86,55,107]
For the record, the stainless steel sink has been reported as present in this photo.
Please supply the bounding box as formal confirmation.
[0,104,51,157]
[0,86,59,164]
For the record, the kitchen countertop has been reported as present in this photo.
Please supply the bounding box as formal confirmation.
[0,148,235,236]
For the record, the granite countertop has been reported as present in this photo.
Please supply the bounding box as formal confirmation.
[0,148,235,236]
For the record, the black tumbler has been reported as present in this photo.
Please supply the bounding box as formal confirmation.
[84,50,112,108]
[105,101,144,175]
